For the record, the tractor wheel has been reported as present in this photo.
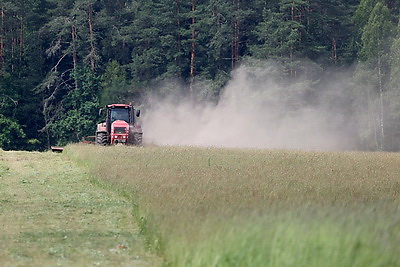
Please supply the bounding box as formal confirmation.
[96,132,108,145]
[133,133,143,146]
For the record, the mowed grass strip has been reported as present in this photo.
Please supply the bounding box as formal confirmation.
[66,145,400,266]
[0,149,160,266]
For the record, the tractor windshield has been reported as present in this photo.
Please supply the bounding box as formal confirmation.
[110,108,130,123]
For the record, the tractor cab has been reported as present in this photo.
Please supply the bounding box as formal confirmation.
[110,108,130,123]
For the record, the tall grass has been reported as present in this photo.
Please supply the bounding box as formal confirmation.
[0,148,9,177]
[66,144,400,266]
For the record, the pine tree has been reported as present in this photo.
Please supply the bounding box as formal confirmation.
[128,0,178,87]
[49,66,99,145]
[386,19,400,150]
[37,0,102,147]
[99,60,130,105]
[305,0,358,65]
[354,1,394,150]
[0,0,51,150]
[250,0,314,77]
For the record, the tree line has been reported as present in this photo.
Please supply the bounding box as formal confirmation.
[0,0,400,151]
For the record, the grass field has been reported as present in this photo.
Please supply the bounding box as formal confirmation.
[0,149,160,266]
[65,144,400,266]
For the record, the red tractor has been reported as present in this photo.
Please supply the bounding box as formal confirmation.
[96,103,143,146]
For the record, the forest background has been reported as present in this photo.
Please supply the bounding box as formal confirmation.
[1,0,400,151]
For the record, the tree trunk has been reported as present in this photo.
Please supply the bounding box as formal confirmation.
[71,25,78,71]
[19,15,23,63]
[0,7,4,71]
[232,0,240,69]
[290,4,295,77]
[88,3,95,72]
[11,36,15,72]
[189,0,196,102]
[175,0,182,79]
[377,45,384,150]
[367,85,379,150]
[332,37,337,64]
[71,24,78,90]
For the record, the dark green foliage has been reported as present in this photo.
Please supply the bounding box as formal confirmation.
[49,67,99,146]
[99,60,130,105]
[0,114,25,150]
[0,0,400,150]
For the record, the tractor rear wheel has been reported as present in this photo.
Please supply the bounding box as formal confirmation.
[133,133,143,146]
[96,132,108,145]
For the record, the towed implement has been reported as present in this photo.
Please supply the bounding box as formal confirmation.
[96,103,143,146]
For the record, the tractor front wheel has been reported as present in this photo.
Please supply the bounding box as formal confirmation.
[96,132,108,145]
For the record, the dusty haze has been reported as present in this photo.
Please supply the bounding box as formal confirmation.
[141,60,357,151]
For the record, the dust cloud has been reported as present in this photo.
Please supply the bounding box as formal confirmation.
[141,60,357,151]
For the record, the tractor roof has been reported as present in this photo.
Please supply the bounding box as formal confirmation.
[107,104,131,108]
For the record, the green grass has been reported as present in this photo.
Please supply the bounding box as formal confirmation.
[65,144,400,266]
[168,214,395,267]
[0,150,160,266]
